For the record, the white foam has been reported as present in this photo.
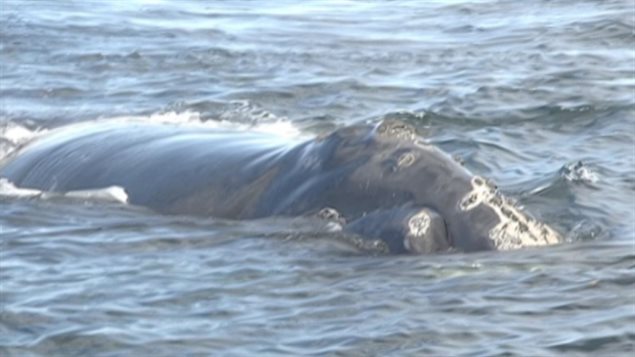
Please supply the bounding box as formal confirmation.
[54,186,128,204]
[0,178,128,204]
[101,108,304,139]
[0,178,42,198]
[561,161,599,184]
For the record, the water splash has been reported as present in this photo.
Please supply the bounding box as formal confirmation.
[0,122,48,161]
[560,161,600,185]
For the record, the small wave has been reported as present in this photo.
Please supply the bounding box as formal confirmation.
[569,17,634,43]
[566,219,606,243]
[523,161,600,198]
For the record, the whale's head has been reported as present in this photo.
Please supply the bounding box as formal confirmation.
[319,119,562,253]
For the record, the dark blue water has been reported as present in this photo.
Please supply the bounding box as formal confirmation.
[1,1,634,355]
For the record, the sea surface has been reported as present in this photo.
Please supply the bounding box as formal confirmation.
[1,0,634,355]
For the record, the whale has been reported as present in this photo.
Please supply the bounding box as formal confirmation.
[0,119,562,254]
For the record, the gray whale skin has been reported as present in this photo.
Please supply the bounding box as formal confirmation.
[0,119,561,254]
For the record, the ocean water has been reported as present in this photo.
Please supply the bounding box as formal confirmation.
[1,0,634,355]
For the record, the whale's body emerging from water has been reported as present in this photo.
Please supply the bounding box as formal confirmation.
[0,119,561,254]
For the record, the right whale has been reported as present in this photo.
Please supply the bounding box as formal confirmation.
[0,118,562,254]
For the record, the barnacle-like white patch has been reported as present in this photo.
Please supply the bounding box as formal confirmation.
[413,138,437,151]
[375,120,416,140]
[408,210,431,237]
[397,152,416,168]
[460,176,561,250]
[405,210,432,252]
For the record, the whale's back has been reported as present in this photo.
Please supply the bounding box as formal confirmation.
[0,122,296,213]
